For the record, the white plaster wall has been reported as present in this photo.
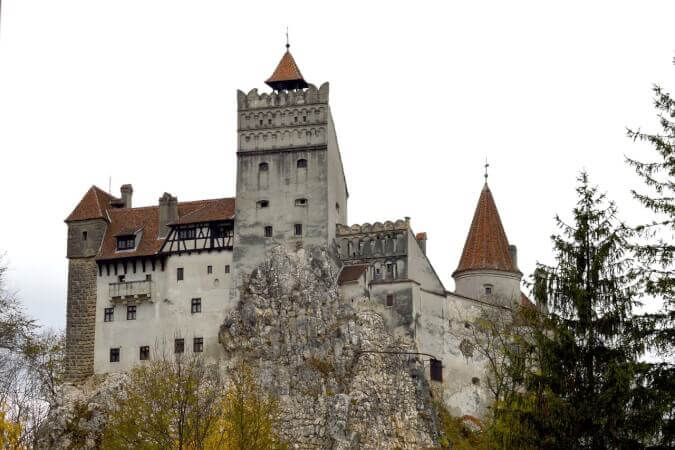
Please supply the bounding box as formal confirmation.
[454,269,521,308]
[414,289,494,418]
[326,109,348,241]
[94,251,232,374]
[406,229,445,293]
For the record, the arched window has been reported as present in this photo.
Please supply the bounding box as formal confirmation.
[297,159,307,169]
[259,162,269,172]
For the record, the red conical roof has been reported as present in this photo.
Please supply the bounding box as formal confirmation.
[454,183,518,275]
[265,50,308,91]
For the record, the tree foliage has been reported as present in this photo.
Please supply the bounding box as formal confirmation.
[488,173,672,448]
[102,355,286,450]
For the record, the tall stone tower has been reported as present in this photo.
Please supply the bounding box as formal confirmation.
[232,45,348,293]
[453,182,522,307]
[64,186,115,381]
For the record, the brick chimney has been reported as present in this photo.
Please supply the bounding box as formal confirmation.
[416,232,427,255]
[120,184,133,208]
[158,193,178,238]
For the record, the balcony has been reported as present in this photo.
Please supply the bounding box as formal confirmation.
[109,280,152,302]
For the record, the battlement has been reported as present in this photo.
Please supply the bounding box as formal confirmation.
[237,82,329,111]
[336,219,409,236]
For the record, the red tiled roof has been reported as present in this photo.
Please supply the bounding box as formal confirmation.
[65,186,118,222]
[265,50,308,90]
[171,198,235,225]
[520,292,535,308]
[416,232,427,240]
[96,197,235,261]
[338,264,369,284]
[454,184,517,275]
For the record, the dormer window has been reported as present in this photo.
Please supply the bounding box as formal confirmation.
[116,235,135,251]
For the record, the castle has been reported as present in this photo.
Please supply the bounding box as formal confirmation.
[64,46,528,418]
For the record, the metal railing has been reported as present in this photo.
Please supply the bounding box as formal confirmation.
[109,280,152,299]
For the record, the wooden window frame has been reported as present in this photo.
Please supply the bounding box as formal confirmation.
[191,298,202,314]
[116,235,135,251]
[139,346,150,361]
[127,305,137,320]
[104,307,114,322]
[193,337,204,353]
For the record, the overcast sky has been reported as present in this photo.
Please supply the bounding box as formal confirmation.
[0,1,673,329]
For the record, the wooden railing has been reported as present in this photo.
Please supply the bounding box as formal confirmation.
[109,280,152,299]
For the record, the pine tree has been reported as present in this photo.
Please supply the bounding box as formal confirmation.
[492,173,668,448]
[625,60,675,445]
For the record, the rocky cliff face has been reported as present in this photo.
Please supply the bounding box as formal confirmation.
[41,246,438,449]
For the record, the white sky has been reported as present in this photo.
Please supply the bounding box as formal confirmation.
[0,1,673,329]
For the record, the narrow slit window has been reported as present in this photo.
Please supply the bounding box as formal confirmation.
[177,267,184,281]
[82,231,88,241]
[207,265,213,274]
[225,265,230,274]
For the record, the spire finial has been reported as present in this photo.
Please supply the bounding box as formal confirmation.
[285,27,290,50]
[484,157,490,182]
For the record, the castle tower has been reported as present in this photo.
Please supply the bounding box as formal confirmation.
[64,186,115,381]
[231,45,348,291]
[452,182,521,307]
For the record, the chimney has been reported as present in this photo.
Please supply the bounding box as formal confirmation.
[416,232,427,255]
[158,193,178,238]
[120,184,133,208]
[508,245,518,270]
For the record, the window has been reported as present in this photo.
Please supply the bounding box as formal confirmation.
[297,159,307,168]
[472,377,480,386]
[207,265,213,274]
[82,231,87,241]
[386,263,394,278]
[225,265,230,274]
[193,337,204,353]
[430,358,443,382]
[294,224,303,236]
[178,228,196,240]
[257,200,269,208]
[174,338,185,354]
[259,162,269,172]
[117,235,135,250]
[302,115,307,122]
[264,226,273,237]
[127,305,136,320]
[336,203,340,214]
[386,294,394,307]
[295,198,308,207]
[145,274,152,281]
[214,225,229,238]
[294,116,298,123]
[118,274,125,283]
[177,268,184,281]
[104,308,114,322]
[191,298,202,314]
[259,119,263,126]
[110,348,120,363]
[268,118,272,125]
[139,346,150,361]
[484,285,493,295]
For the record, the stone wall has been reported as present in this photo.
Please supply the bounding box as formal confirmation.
[65,258,98,382]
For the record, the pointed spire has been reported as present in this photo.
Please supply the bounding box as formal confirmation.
[453,183,518,276]
[265,36,308,91]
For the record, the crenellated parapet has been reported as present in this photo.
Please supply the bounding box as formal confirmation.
[237,82,329,111]
[336,219,409,236]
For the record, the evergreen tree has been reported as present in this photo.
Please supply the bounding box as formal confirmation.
[625,61,675,445]
[493,173,668,448]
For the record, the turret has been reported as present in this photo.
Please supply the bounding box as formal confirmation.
[64,186,116,381]
[452,182,522,307]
